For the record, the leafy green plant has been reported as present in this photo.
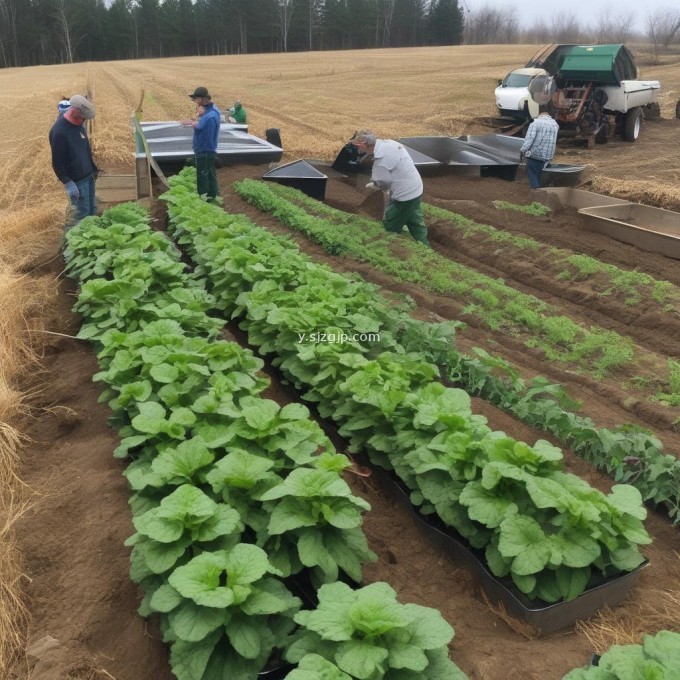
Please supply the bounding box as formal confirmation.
[162,169,653,602]
[286,581,467,679]
[127,484,242,577]
[258,467,377,584]
[66,199,383,680]
[287,654,352,679]
[563,630,680,679]
[151,544,301,680]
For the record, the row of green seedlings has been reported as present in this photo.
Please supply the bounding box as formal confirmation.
[427,200,680,407]
[484,200,677,310]
[63,204,466,680]
[257,180,680,409]
[162,168,651,607]
[236,179,649,383]
[229,178,680,525]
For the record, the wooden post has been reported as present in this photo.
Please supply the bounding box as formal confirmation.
[131,115,170,199]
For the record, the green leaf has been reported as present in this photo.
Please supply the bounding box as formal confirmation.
[224,543,271,587]
[609,545,645,572]
[335,638,389,680]
[297,530,337,579]
[168,551,234,607]
[131,401,167,434]
[139,535,190,573]
[169,631,221,680]
[297,581,356,641]
[268,497,316,534]
[149,583,183,613]
[555,565,590,601]
[387,643,429,671]
[459,481,518,528]
[642,630,680,669]
[168,600,227,642]
[498,515,552,576]
[402,603,454,650]
[225,615,262,660]
[240,578,300,616]
[608,484,647,521]
[286,654,352,680]
[241,398,280,431]
[150,362,180,384]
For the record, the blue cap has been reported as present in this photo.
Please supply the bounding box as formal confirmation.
[57,99,71,114]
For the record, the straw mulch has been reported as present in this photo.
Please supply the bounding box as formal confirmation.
[577,554,680,654]
[0,206,61,675]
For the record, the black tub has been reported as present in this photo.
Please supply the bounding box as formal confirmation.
[263,160,328,200]
[540,163,586,187]
[372,465,648,635]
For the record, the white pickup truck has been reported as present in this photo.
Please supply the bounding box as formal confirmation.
[494,44,661,143]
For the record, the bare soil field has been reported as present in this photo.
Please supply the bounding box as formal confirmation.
[1,45,680,680]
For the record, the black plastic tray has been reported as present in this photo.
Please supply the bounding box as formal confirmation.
[259,662,295,678]
[371,464,648,635]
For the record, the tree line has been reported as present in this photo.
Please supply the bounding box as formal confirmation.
[1,0,678,69]
[0,0,464,67]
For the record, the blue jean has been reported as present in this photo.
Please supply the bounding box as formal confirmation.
[525,157,547,189]
[67,174,96,228]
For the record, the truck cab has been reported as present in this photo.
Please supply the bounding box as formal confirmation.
[494,67,548,120]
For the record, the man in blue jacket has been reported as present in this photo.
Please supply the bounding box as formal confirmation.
[49,94,99,226]
[182,86,222,201]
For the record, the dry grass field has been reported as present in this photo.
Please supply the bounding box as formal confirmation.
[1,45,680,678]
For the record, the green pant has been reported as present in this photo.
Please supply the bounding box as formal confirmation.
[195,152,219,199]
[383,195,429,246]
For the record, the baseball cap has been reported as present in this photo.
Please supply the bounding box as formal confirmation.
[69,95,96,120]
[189,86,211,99]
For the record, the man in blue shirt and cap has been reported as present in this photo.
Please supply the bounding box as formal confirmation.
[182,86,222,201]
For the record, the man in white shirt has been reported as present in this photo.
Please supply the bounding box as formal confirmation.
[349,130,429,246]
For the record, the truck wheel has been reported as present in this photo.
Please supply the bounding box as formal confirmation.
[676,99,680,119]
[623,107,641,142]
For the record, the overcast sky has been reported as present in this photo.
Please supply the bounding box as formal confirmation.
[464,0,677,33]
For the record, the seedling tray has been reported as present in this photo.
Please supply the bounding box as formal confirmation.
[371,465,648,635]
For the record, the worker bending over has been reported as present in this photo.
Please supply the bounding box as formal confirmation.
[349,130,429,246]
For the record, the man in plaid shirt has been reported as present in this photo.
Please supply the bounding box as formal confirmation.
[520,106,559,189]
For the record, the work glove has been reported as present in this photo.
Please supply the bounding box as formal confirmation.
[64,180,79,202]
[519,151,525,164]
[365,182,378,190]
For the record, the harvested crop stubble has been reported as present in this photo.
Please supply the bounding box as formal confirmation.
[0,491,30,677]
[589,177,680,213]
[0,254,57,677]
[0,207,63,271]
[576,571,680,653]
[88,70,137,168]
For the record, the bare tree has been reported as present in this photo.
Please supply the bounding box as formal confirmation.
[376,0,396,47]
[55,0,74,63]
[275,0,294,52]
[549,11,582,43]
[464,4,518,44]
[646,8,680,64]
[595,6,636,44]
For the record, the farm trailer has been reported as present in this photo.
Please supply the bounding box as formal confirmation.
[493,44,661,146]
